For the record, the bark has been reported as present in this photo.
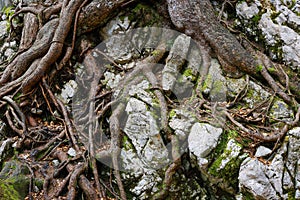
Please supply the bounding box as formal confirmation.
[0,0,299,199]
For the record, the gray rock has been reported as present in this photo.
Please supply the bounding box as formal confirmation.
[67,147,76,157]
[226,76,247,98]
[52,159,59,167]
[269,100,294,122]
[100,16,132,39]
[0,160,30,199]
[202,59,227,102]
[243,81,271,108]
[0,138,12,163]
[4,47,14,59]
[236,0,300,69]
[162,34,191,91]
[128,80,154,105]
[286,127,300,198]
[265,154,284,196]
[169,109,195,140]
[255,146,272,157]
[239,157,279,199]
[121,146,163,199]
[59,80,78,103]
[217,139,242,170]
[188,123,222,167]
[236,1,259,19]
[0,0,13,10]
[186,43,202,75]
[102,71,122,90]
[104,34,134,64]
[239,127,300,199]
[258,10,300,68]
[283,169,293,191]
[0,21,8,41]
[130,171,162,199]
[124,97,169,169]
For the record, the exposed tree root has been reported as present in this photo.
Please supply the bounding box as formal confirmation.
[1,0,300,199]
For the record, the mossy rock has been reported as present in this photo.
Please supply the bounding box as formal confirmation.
[0,160,30,200]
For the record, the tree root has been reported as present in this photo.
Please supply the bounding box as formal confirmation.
[1,1,300,199]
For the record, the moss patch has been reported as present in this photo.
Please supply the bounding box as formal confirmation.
[0,176,30,200]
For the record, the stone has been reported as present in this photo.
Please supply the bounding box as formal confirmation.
[52,159,60,167]
[243,81,271,108]
[0,160,30,200]
[128,80,153,105]
[104,34,134,64]
[102,71,122,89]
[0,21,8,41]
[217,139,242,170]
[124,97,169,169]
[239,127,300,199]
[236,2,259,19]
[239,158,279,199]
[286,127,300,199]
[162,34,191,91]
[59,80,78,103]
[169,109,195,140]
[269,100,294,122]
[188,123,222,168]
[4,48,15,59]
[130,171,162,200]
[255,146,272,157]
[67,147,76,157]
[226,76,247,98]
[0,138,12,163]
[265,154,285,196]
[100,16,132,39]
[120,148,163,199]
[202,59,227,102]
[258,11,300,68]
[283,169,293,191]
[236,0,300,69]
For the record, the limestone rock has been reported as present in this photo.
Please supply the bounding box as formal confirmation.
[239,158,279,199]
[162,34,191,91]
[0,160,31,200]
[255,146,272,157]
[188,123,223,167]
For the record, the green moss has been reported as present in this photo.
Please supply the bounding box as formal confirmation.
[0,176,29,200]
[207,130,246,191]
[201,74,212,92]
[169,109,176,118]
[252,14,261,24]
[126,3,161,27]
[151,50,161,56]
[0,180,21,200]
[182,68,196,82]
[183,68,193,77]
[256,64,263,72]
[270,11,281,21]
[240,190,256,200]
[122,135,134,150]
[267,67,276,73]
